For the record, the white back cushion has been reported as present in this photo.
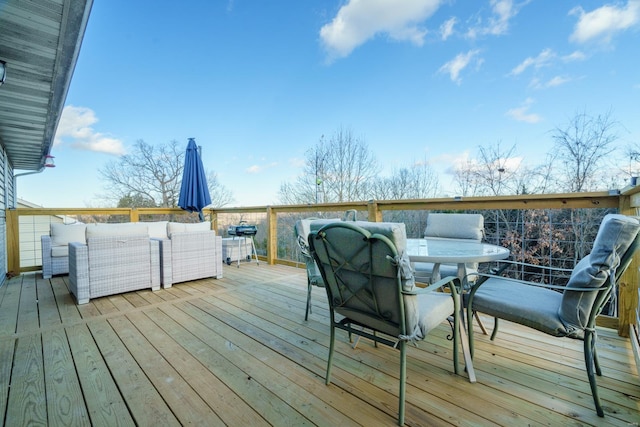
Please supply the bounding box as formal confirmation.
[424,213,484,241]
[167,221,211,236]
[50,223,87,246]
[86,223,148,238]
[143,221,169,239]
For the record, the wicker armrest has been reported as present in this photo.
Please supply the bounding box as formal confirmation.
[155,238,173,288]
[41,235,53,279]
[69,242,90,304]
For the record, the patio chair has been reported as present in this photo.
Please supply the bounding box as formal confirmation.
[41,223,86,278]
[157,221,223,288]
[68,223,161,304]
[309,221,460,425]
[413,213,484,284]
[465,213,640,417]
[294,210,357,320]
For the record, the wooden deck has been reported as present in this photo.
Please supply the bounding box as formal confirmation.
[0,263,638,426]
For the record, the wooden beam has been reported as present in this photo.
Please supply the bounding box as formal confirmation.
[266,207,277,265]
[6,209,20,275]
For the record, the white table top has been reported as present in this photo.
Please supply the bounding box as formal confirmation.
[406,238,510,263]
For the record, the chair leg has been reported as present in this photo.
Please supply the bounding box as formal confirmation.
[593,345,602,376]
[326,325,336,386]
[584,330,605,417]
[452,312,460,375]
[474,311,488,335]
[489,318,499,341]
[466,305,475,358]
[305,281,312,321]
[398,340,406,426]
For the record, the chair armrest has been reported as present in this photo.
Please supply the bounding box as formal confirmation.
[149,239,161,290]
[485,259,574,274]
[469,258,575,288]
[154,238,173,288]
[469,273,599,293]
[69,242,90,304]
[404,275,460,297]
[41,235,53,278]
[41,234,52,251]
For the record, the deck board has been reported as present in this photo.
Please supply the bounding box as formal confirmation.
[0,264,638,426]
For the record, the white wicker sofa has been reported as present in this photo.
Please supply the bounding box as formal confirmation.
[69,223,161,304]
[41,223,87,279]
[156,221,223,288]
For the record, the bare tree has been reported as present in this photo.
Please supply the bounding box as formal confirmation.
[323,127,379,202]
[550,111,620,265]
[100,139,183,207]
[452,156,482,197]
[551,110,619,192]
[206,170,234,207]
[623,143,640,182]
[370,160,440,200]
[278,128,380,204]
[100,139,233,208]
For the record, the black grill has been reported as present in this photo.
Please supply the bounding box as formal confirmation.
[228,223,257,237]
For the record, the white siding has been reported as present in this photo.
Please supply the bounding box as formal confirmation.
[0,146,11,284]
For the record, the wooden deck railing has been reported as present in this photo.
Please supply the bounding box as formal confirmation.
[6,188,640,337]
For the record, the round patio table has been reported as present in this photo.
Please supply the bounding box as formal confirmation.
[406,238,510,285]
[406,237,510,383]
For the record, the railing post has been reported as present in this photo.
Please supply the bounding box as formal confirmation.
[6,209,20,275]
[267,206,277,264]
[130,208,139,222]
[210,210,218,233]
[367,199,382,222]
[618,193,639,337]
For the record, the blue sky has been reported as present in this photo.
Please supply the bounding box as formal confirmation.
[18,0,640,207]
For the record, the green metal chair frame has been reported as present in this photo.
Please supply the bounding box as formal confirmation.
[309,221,460,425]
[294,210,358,321]
[465,215,640,417]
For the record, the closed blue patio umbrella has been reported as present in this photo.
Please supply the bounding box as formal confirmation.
[178,138,211,221]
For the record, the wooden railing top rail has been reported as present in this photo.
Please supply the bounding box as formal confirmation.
[10,189,638,218]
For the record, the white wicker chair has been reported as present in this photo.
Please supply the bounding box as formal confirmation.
[157,222,223,288]
[68,223,161,304]
[41,223,87,279]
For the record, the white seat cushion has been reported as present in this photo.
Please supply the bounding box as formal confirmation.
[51,245,70,257]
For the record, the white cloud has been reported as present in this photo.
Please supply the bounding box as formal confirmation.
[439,49,481,84]
[54,106,125,155]
[319,0,443,60]
[509,48,555,76]
[246,162,278,174]
[467,0,524,38]
[569,0,640,44]
[440,17,457,40]
[440,150,472,175]
[542,75,571,88]
[505,98,542,123]
[562,50,587,62]
[529,75,572,89]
